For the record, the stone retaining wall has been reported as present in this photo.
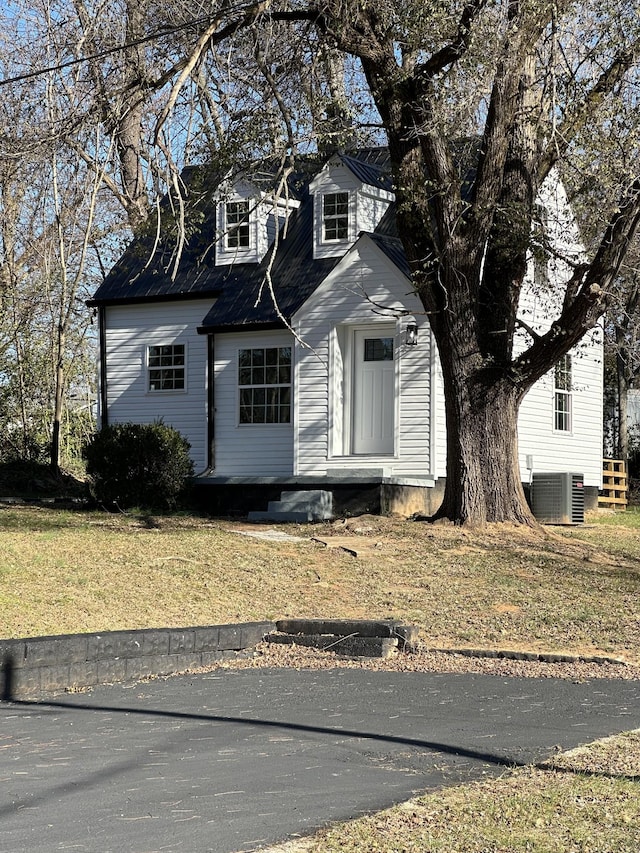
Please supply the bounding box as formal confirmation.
[0,621,275,699]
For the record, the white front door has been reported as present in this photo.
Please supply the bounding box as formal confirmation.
[352,328,395,455]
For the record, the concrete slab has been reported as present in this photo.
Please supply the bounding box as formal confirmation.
[230,527,307,543]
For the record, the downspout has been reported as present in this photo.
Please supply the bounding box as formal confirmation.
[98,306,108,428]
[207,333,215,470]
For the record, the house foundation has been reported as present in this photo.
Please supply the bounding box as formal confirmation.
[192,475,598,520]
[191,474,444,519]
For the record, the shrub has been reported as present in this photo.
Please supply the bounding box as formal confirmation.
[84,421,194,510]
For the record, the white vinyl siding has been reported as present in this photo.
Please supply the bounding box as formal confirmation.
[428,231,603,489]
[102,300,210,471]
[430,337,602,488]
[514,174,602,489]
[212,330,294,476]
[518,329,602,488]
[292,236,431,480]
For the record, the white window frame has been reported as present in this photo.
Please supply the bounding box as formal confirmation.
[553,354,572,432]
[225,200,251,249]
[322,191,350,243]
[237,345,292,425]
[147,343,186,393]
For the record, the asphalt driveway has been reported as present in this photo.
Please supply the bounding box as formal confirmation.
[2,667,639,852]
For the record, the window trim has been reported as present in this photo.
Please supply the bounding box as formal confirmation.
[322,191,350,243]
[237,345,292,426]
[147,342,187,393]
[225,199,251,249]
[553,354,572,432]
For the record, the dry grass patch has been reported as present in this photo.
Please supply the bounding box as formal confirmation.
[0,507,638,666]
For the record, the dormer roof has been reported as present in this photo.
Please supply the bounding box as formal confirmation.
[89,149,406,323]
[196,180,340,332]
[308,150,394,194]
[337,153,393,192]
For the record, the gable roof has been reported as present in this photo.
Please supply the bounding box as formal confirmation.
[90,148,411,330]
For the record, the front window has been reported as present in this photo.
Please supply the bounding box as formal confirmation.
[238,346,291,424]
[322,192,349,241]
[148,344,185,391]
[554,354,572,431]
[226,200,250,248]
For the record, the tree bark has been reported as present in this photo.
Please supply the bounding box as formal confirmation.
[435,358,535,525]
[616,349,629,463]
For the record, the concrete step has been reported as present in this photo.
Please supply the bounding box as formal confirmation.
[276,618,419,647]
[266,633,399,659]
[249,489,333,523]
[276,490,333,520]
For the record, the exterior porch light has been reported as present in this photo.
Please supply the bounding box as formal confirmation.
[406,323,418,346]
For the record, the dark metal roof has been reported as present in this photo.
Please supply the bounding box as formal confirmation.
[90,148,416,329]
[367,232,412,279]
[89,160,318,307]
[88,179,221,306]
[373,203,399,238]
[339,153,393,192]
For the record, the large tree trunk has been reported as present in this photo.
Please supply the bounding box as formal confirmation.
[435,354,536,525]
[616,350,629,463]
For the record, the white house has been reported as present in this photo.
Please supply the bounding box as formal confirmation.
[89,149,603,519]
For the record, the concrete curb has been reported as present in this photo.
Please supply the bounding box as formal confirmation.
[430,647,630,666]
[268,618,421,658]
[0,621,275,699]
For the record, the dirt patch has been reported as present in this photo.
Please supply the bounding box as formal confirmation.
[492,603,522,614]
[310,535,388,557]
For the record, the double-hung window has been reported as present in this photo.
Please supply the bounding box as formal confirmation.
[554,354,572,431]
[148,344,185,391]
[238,347,291,424]
[226,200,250,249]
[322,192,349,242]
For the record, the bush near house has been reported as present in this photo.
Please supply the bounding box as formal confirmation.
[84,422,194,510]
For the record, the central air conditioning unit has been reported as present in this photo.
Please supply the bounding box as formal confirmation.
[531,472,585,524]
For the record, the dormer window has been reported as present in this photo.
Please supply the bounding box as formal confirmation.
[226,201,250,249]
[323,192,349,242]
[310,156,394,259]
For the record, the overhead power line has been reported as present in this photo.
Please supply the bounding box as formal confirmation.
[0,3,255,88]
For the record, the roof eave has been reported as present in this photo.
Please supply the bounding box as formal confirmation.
[197,319,287,335]
[87,288,222,309]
